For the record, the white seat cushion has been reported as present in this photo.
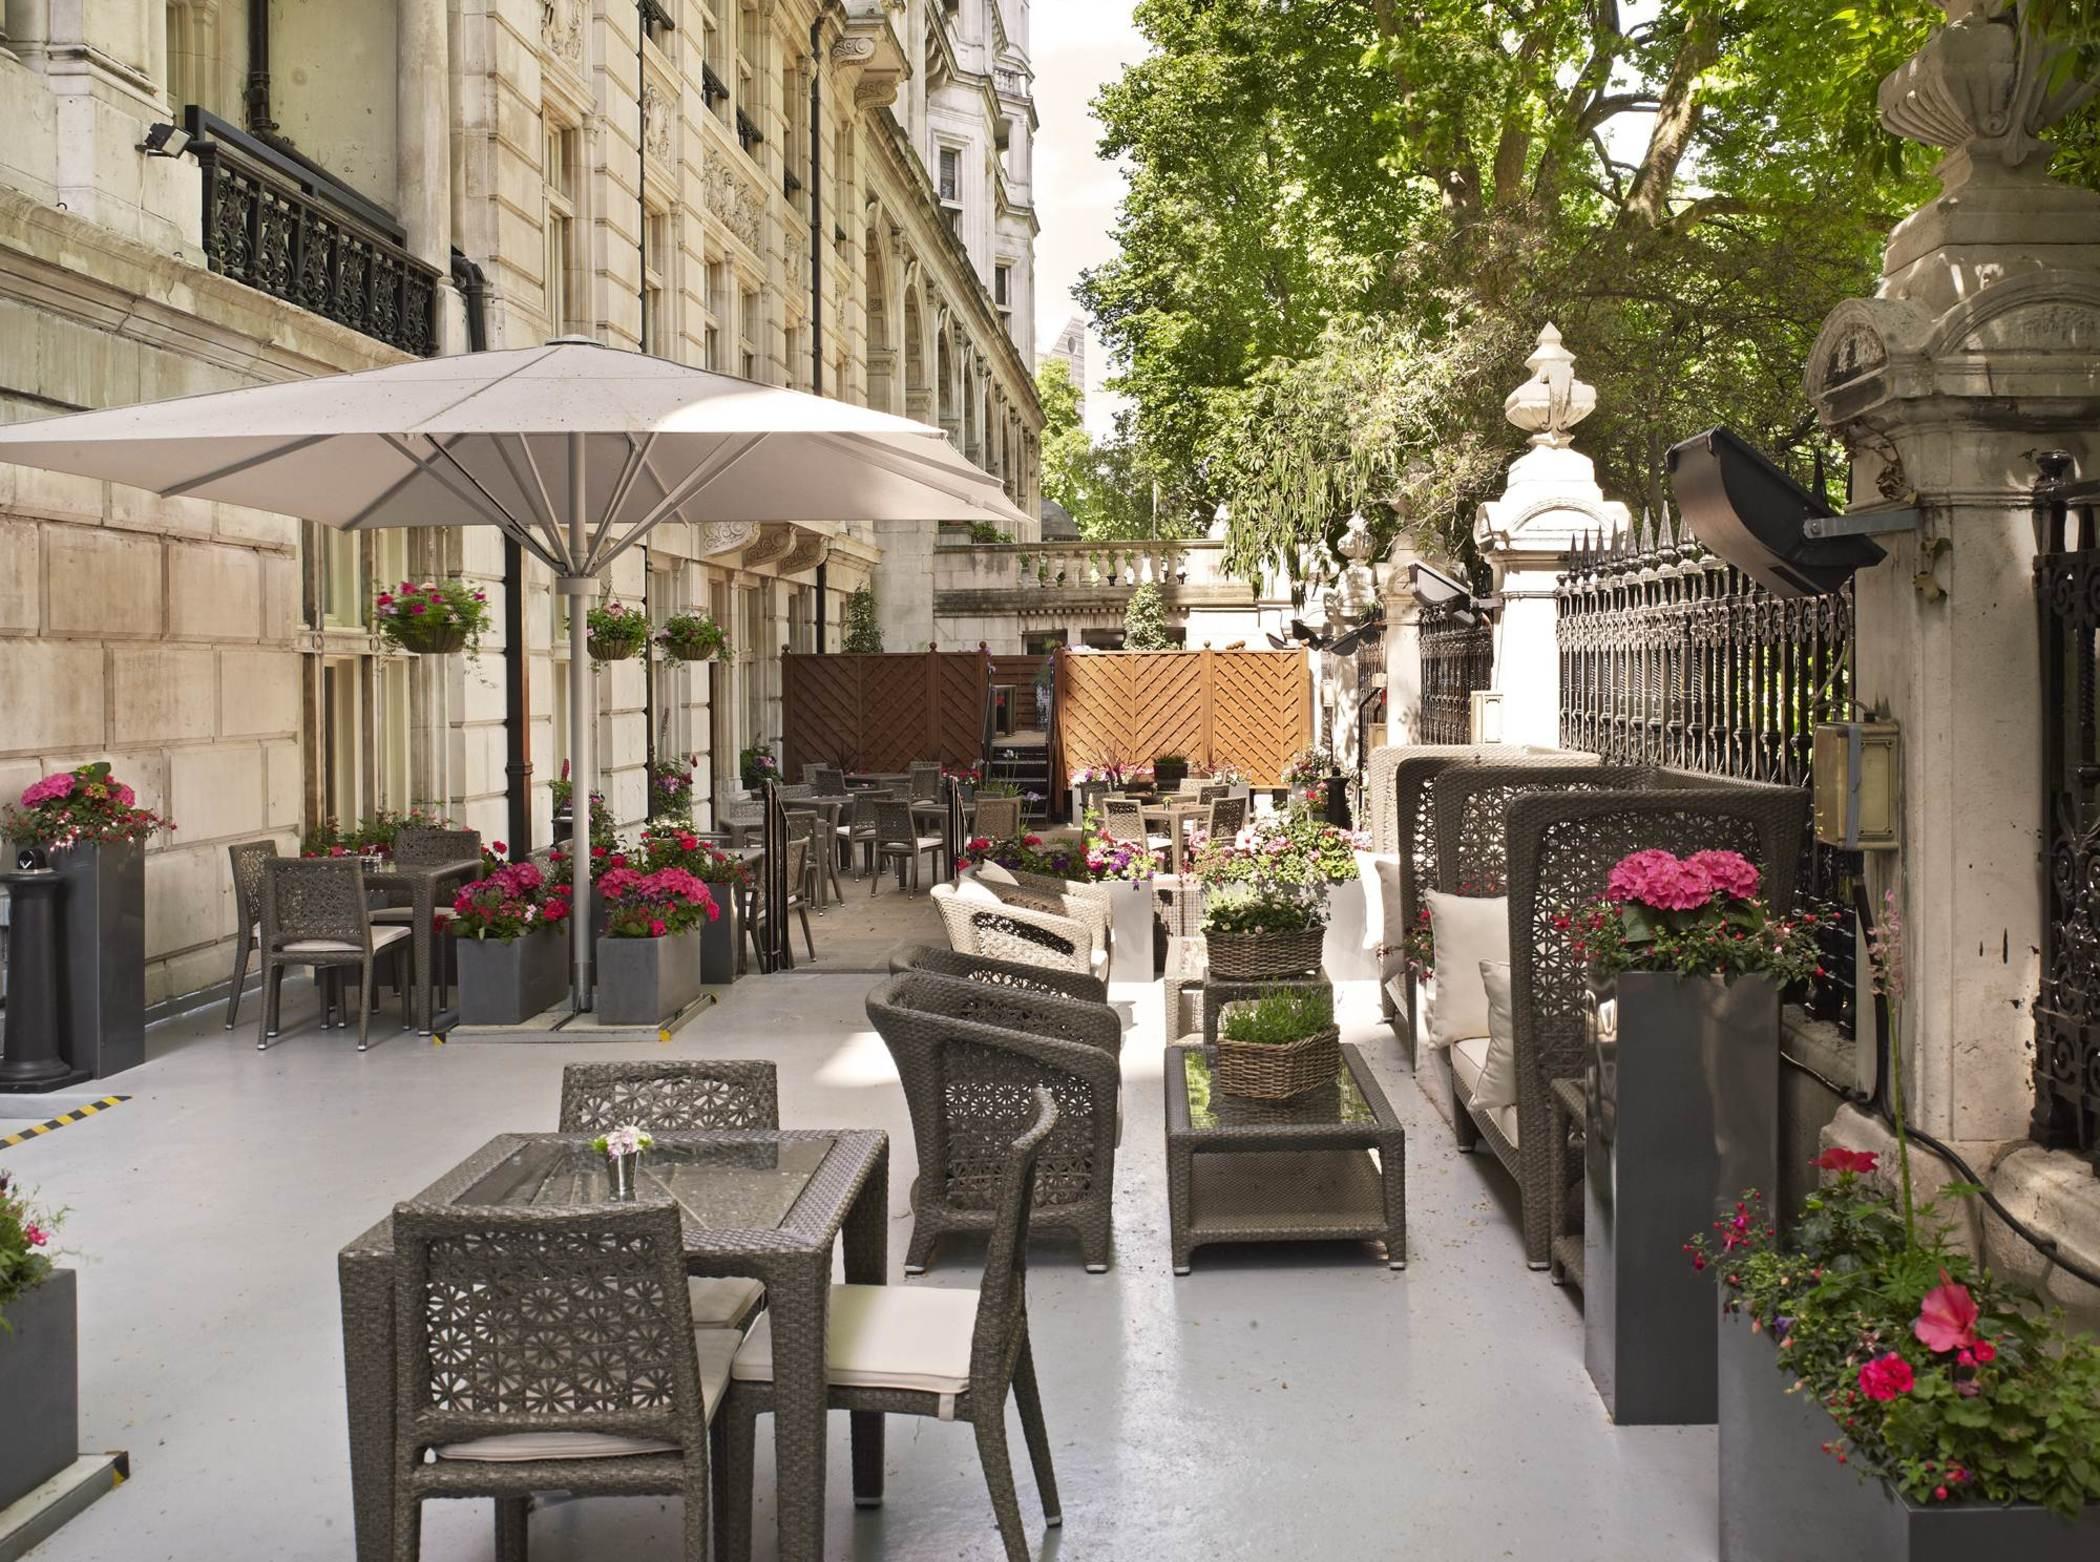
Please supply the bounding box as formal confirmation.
[1089,944,1109,978]
[689,1275,765,1329]
[951,877,1002,907]
[1491,1103,1521,1148]
[435,1326,741,1461]
[283,926,413,954]
[371,905,456,923]
[1450,1035,1491,1100]
[1425,892,1509,1050]
[732,1282,975,1405]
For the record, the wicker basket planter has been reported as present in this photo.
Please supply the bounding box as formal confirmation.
[392,622,468,655]
[1204,928,1324,979]
[587,631,645,663]
[1213,1020,1341,1100]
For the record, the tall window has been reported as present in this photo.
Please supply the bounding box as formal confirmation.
[782,58,806,205]
[937,145,961,206]
[308,528,412,829]
[700,2,731,124]
[785,324,804,392]
[993,262,1012,320]
[641,208,670,355]
[736,4,760,124]
[703,257,727,371]
[545,124,579,334]
[739,285,760,380]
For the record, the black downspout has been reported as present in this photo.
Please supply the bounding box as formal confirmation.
[244,0,279,140]
[815,561,828,653]
[453,249,533,857]
[809,16,823,394]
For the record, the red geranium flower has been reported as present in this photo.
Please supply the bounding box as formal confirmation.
[1915,1273,1980,1355]
[1815,1147,1879,1176]
[1858,1353,1914,1402]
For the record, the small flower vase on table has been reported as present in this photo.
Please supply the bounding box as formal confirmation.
[594,1126,653,1203]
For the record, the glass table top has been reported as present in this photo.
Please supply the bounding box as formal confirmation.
[1182,1048,1375,1129]
[453,1136,837,1231]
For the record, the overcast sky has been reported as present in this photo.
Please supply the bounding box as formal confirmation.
[1029,2,1146,438]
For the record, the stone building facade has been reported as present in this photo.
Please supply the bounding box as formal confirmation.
[0,0,1040,1010]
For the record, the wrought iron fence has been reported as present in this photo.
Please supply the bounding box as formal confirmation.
[185,108,440,358]
[2032,452,2100,1173]
[1418,598,1493,744]
[1556,512,1861,1036]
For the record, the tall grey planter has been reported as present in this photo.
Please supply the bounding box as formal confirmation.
[0,1267,78,1509]
[595,931,702,1026]
[54,841,145,1077]
[1718,1309,2100,1560]
[1584,972,1779,1426]
[699,901,738,985]
[455,928,568,1026]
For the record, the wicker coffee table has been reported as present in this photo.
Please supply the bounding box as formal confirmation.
[1164,1041,1407,1274]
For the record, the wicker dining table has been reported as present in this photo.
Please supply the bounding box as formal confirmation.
[339,1127,889,1562]
[1141,801,1207,876]
[366,856,483,1034]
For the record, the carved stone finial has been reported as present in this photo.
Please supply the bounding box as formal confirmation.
[1879,3,2097,184]
[1503,323,1598,450]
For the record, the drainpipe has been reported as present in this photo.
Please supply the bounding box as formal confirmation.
[244,0,280,141]
[809,14,823,393]
[453,250,533,857]
[815,560,828,652]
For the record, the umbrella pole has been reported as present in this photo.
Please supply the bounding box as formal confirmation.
[564,434,595,1013]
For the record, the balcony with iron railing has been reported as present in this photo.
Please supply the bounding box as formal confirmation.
[183,108,440,358]
[933,539,1259,617]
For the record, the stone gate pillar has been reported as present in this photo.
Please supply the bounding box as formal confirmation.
[1475,326,1630,749]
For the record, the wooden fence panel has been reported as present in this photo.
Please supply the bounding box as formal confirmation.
[783,652,989,775]
[1053,648,1309,788]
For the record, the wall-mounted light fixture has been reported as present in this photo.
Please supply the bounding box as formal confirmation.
[1812,721,1900,850]
[1470,690,1505,745]
[138,123,192,158]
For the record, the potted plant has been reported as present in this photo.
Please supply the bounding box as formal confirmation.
[594,865,717,1025]
[739,746,780,791]
[1282,745,1336,810]
[1152,753,1190,791]
[550,763,617,850]
[0,1171,73,1510]
[655,612,730,664]
[1193,809,1367,981]
[1200,882,1328,979]
[638,824,748,984]
[647,754,697,821]
[1,762,172,1078]
[592,1125,654,1201]
[1213,983,1339,1100]
[1576,846,1824,1427]
[374,578,492,658]
[584,599,650,662]
[450,861,572,1025]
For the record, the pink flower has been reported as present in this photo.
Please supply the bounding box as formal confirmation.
[407,601,428,615]
[1858,1353,1914,1402]
[1914,1273,1980,1354]
[20,773,75,807]
[1816,1147,1879,1176]
[648,918,667,937]
[1684,850,1760,901]
[112,783,135,807]
[1972,1340,1997,1364]
[1604,849,1716,912]
[22,1224,46,1247]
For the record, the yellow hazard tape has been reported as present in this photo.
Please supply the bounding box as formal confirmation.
[0,1095,130,1148]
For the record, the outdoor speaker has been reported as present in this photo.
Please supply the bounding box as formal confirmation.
[1666,427,1885,598]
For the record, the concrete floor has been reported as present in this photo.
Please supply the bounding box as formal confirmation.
[6,950,1720,1562]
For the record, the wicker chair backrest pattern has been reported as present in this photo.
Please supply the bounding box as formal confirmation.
[557,1060,780,1133]
[228,840,278,930]
[1100,798,1146,844]
[970,1091,1057,1398]
[265,858,369,947]
[1431,766,1659,900]
[394,826,482,868]
[390,1201,702,1456]
[874,800,919,847]
[892,967,1121,1054]
[974,796,1023,840]
[889,945,1108,1005]
[1205,796,1248,840]
[934,892,1092,972]
[909,764,943,802]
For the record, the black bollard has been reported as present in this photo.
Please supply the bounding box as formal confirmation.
[1323,774,1353,830]
[0,861,82,1090]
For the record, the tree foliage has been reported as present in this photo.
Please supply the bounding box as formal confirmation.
[1123,581,1172,649]
[1076,0,2100,583]
[842,585,882,654]
[1035,360,1184,541]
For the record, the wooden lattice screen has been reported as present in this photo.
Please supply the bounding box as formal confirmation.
[1051,649,1310,790]
[782,652,990,775]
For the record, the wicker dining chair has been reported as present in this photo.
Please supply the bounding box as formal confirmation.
[558,1060,781,1330]
[908,761,944,802]
[742,838,815,964]
[889,944,1108,1006]
[1100,797,1169,852]
[837,791,888,876]
[1204,795,1248,841]
[389,1200,738,1562]
[808,764,846,796]
[223,839,279,1030]
[258,858,414,1051]
[930,883,1102,978]
[714,1092,1064,1562]
[973,795,1023,841]
[872,800,941,895]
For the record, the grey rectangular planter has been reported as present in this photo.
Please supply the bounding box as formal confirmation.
[456,928,569,1026]
[1585,972,1779,1425]
[699,902,739,985]
[0,1268,78,1510]
[54,842,144,1077]
[595,930,702,1026]
[1719,1308,2100,1560]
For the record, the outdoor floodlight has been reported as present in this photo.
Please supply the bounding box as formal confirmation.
[139,122,192,158]
[1812,721,1901,850]
[1469,691,1505,745]
[1666,427,1888,598]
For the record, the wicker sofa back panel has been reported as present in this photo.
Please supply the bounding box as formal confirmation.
[1432,766,1660,900]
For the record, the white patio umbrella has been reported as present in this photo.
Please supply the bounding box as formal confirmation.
[0,338,1029,1008]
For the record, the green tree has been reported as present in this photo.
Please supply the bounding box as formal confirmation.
[1123,581,1172,650]
[1034,359,1185,540]
[842,585,882,653]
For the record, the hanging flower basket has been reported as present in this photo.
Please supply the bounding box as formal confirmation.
[375,579,491,658]
[397,621,469,656]
[656,612,731,664]
[584,599,650,663]
[588,631,646,662]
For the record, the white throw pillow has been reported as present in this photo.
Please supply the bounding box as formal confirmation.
[952,877,1001,907]
[1475,959,1518,1112]
[1354,851,1402,956]
[1424,891,1509,1050]
[974,861,1020,887]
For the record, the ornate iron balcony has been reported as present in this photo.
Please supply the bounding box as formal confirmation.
[736,109,764,155]
[183,108,440,358]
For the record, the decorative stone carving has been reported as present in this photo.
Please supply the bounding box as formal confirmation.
[641,82,674,164]
[1334,513,1379,622]
[831,36,877,66]
[739,527,797,569]
[1502,324,1596,450]
[542,0,584,71]
[1879,1,2093,180]
[856,76,903,110]
[703,145,765,255]
[778,529,832,576]
[699,522,760,557]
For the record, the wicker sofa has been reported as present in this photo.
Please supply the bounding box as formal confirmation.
[932,878,1108,982]
[1425,763,1808,1270]
[867,969,1123,1272]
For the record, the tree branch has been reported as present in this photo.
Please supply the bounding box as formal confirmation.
[1620,9,1720,227]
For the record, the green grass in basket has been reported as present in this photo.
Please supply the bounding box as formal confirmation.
[1219,986,1334,1047]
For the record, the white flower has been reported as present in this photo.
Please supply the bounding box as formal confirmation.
[601,1124,655,1159]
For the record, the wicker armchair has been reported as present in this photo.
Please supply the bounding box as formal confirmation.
[388,1200,734,1561]
[890,945,1109,1006]
[868,974,1117,1271]
[932,883,1102,978]
[715,1092,1063,1562]
[985,868,1113,957]
[223,840,279,1030]
[1435,770,1806,1269]
[259,858,413,1051]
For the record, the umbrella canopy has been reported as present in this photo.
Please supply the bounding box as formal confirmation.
[0,338,1030,573]
[0,340,1026,1012]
